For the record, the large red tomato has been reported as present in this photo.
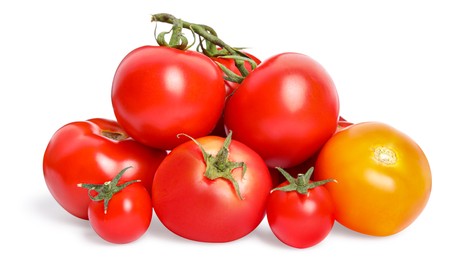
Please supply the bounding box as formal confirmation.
[313,121,432,236]
[111,46,226,150]
[42,118,166,220]
[152,132,272,242]
[224,52,339,168]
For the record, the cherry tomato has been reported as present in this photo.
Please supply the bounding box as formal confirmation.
[313,121,432,236]
[111,46,226,150]
[224,52,339,168]
[266,167,335,248]
[79,167,152,244]
[152,132,272,242]
[42,118,166,220]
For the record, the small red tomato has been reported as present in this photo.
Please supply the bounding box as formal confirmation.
[266,167,335,248]
[43,118,166,220]
[209,51,261,137]
[79,167,152,244]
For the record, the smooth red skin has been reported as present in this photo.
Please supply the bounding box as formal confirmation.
[88,183,152,244]
[43,118,167,220]
[111,46,226,150]
[152,135,273,242]
[266,182,335,248]
[278,116,354,181]
[224,52,340,168]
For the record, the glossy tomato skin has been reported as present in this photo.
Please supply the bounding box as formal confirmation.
[266,182,335,248]
[224,52,339,168]
[313,121,432,236]
[152,135,273,242]
[88,183,152,244]
[43,118,167,220]
[111,46,226,150]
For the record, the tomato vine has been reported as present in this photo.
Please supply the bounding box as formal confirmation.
[151,13,258,83]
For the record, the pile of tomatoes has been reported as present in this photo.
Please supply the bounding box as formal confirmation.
[42,14,432,248]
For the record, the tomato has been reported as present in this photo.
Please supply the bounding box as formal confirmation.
[212,50,261,95]
[224,52,340,168]
[111,46,226,150]
[280,115,354,181]
[313,121,432,236]
[266,167,335,248]
[209,51,261,137]
[42,118,166,220]
[152,132,272,242]
[79,167,152,244]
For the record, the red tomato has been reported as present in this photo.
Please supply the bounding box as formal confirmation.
[111,46,226,150]
[313,121,432,236]
[280,116,354,180]
[42,118,166,220]
[80,167,152,244]
[266,167,335,248]
[212,51,261,95]
[224,52,339,168]
[152,132,272,242]
[210,51,261,137]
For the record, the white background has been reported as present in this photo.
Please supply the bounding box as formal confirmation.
[1,0,455,258]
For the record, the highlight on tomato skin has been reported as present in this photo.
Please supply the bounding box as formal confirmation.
[42,118,167,220]
[313,121,432,237]
[224,52,340,169]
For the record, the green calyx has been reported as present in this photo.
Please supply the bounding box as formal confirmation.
[77,166,139,214]
[151,13,258,84]
[272,167,336,195]
[178,131,246,200]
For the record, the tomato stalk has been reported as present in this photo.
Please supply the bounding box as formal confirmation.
[177,131,246,200]
[77,166,139,214]
[151,13,257,83]
[272,167,336,195]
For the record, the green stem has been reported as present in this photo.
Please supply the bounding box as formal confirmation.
[77,166,139,214]
[151,13,257,83]
[177,131,246,200]
[272,167,336,195]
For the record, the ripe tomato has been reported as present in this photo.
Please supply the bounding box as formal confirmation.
[224,52,339,168]
[80,167,152,244]
[111,46,226,150]
[210,51,261,137]
[42,118,166,220]
[278,116,354,181]
[266,167,335,248]
[152,132,272,242]
[313,121,432,236]
[212,50,261,95]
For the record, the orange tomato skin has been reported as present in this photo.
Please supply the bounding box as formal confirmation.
[313,121,432,236]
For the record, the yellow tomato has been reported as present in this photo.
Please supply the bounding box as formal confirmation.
[313,121,432,236]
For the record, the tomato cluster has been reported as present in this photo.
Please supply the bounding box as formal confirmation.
[42,13,432,247]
